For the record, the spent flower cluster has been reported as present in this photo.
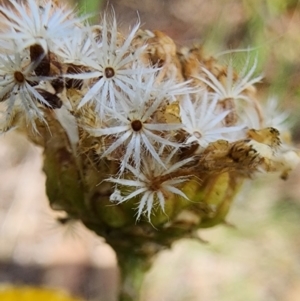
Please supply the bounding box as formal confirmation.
[0,0,299,222]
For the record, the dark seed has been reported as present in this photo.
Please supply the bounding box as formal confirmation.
[30,44,50,76]
[104,67,115,78]
[131,120,143,131]
[36,89,62,109]
[14,71,25,83]
[51,77,64,93]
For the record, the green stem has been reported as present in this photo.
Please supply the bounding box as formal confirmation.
[116,251,151,301]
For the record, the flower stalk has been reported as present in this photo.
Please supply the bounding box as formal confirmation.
[115,249,151,301]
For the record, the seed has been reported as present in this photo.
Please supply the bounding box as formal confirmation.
[14,71,25,83]
[131,120,143,131]
[104,67,115,78]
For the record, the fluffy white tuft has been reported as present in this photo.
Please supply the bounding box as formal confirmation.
[107,150,192,221]
[180,91,243,148]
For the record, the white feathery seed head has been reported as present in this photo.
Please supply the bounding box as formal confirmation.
[84,71,183,173]
[197,56,263,102]
[0,51,54,130]
[180,91,243,148]
[0,0,297,229]
[64,13,154,116]
[107,149,193,221]
[0,0,81,53]
[53,27,97,65]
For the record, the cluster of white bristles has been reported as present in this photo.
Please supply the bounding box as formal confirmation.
[0,0,296,221]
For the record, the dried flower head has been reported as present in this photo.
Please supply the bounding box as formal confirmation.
[0,51,60,131]
[64,14,153,117]
[180,91,243,149]
[108,149,193,221]
[0,0,299,238]
[84,71,185,173]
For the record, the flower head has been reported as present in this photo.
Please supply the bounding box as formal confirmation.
[180,91,242,148]
[239,96,291,133]
[263,96,291,132]
[107,150,192,221]
[0,52,58,131]
[85,72,183,173]
[197,56,263,102]
[65,14,153,116]
[53,27,97,65]
[0,0,81,53]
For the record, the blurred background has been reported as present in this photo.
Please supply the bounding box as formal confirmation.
[1,0,300,300]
